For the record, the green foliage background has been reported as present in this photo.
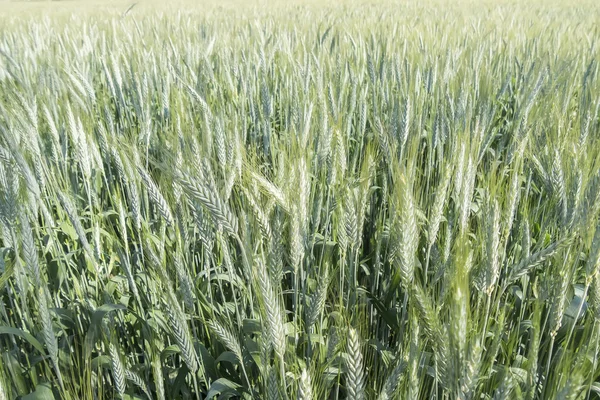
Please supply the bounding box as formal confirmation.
[0,1,599,399]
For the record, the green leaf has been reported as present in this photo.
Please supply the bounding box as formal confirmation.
[0,326,46,355]
[360,288,400,331]
[22,382,55,400]
[122,395,146,400]
[205,378,241,399]
[83,304,126,359]
[91,355,111,370]
[215,351,239,366]
[242,319,261,335]
[161,345,182,361]
[0,250,15,288]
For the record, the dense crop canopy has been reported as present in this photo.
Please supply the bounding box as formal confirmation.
[0,1,599,399]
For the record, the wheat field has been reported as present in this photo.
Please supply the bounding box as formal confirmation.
[0,1,599,399]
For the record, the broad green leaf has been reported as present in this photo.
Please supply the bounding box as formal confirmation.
[0,326,46,355]
[83,304,126,358]
[205,378,241,399]
[22,382,55,400]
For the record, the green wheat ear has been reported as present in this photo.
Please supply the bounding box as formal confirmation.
[346,328,365,400]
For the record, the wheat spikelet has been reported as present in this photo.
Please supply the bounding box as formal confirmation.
[67,70,90,106]
[75,118,92,179]
[344,190,359,250]
[485,200,501,295]
[118,250,141,304]
[428,165,453,248]
[0,370,7,400]
[266,367,280,400]
[551,149,568,225]
[461,338,482,397]
[256,260,286,360]
[165,293,199,373]
[56,190,95,263]
[327,83,337,121]
[297,157,310,234]
[243,187,272,240]
[377,360,406,400]
[180,173,238,236]
[192,203,215,250]
[19,214,41,287]
[181,77,211,117]
[568,170,583,228]
[109,342,126,396]
[290,206,304,269]
[326,326,341,361]
[367,55,376,83]
[152,358,165,400]
[408,311,420,399]
[588,226,600,319]
[261,80,272,118]
[38,287,63,390]
[250,171,289,212]
[117,199,129,248]
[412,285,449,386]
[585,225,600,279]
[522,219,531,259]
[75,69,96,102]
[138,166,174,226]
[550,271,570,337]
[506,239,566,285]
[268,219,284,284]
[208,320,243,364]
[0,163,18,227]
[298,368,313,400]
[174,255,195,310]
[128,181,142,232]
[492,373,515,400]
[337,203,349,252]
[0,125,41,199]
[91,219,102,261]
[111,53,123,92]
[556,378,583,400]
[400,97,410,157]
[376,119,392,164]
[346,328,365,400]
[0,147,11,164]
[359,98,367,136]
[453,143,466,201]
[412,285,439,341]
[125,369,153,400]
[223,168,237,203]
[14,92,37,133]
[591,273,600,320]
[522,69,545,120]
[334,130,347,185]
[459,156,475,234]
[214,119,227,169]
[111,147,127,184]
[319,117,331,163]
[42,105,60,161]
[398,177,418,287]
[504,168,521,238]
[307,267,329,328]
